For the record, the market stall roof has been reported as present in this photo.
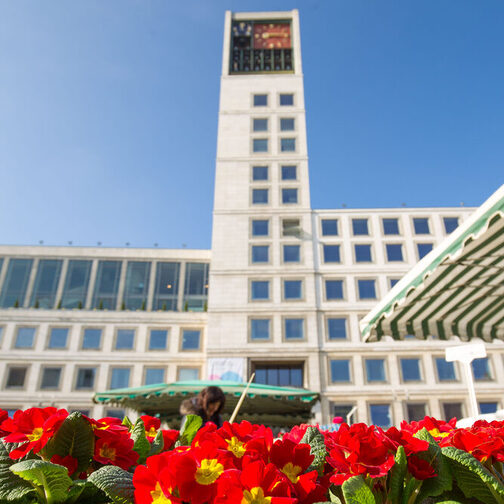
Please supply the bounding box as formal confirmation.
[360,185,504,342]
[93,380,320,428]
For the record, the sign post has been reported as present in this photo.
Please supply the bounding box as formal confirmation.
[445,343,487,419]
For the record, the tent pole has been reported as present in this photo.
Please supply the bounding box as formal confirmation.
[229,373,255,423]
[463,362,479,419]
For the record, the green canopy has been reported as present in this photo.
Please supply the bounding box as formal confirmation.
[93,380,319,428]
[360,184,504,342]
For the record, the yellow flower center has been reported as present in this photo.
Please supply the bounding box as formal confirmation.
[27,427,44,442]
[195,458,224,485]
[428,428,450,438]
[150,482,172,504]
[226,436,246,458]
[99,443,117,461]
[281,462,302,484]
[146,426,158,438]
[242,487,272,504]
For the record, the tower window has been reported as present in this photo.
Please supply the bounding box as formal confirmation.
[280,138,296,152]
[253,118,268,131]
[253,139,268,153]
[280,94,294,106]
[280,118,295,131]
[252,189,268,205]
[444,217,459,234]
[352,219,369,235]
[281,165,297,180]
[413,218,430,234]
[253,94,268,106]
[252,166,268,181]
[282,188,298,204]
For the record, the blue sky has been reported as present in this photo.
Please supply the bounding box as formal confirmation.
[1,1,503,249]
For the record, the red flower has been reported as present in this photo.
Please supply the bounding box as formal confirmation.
[94,430,139,470]
[133,452,181,504]
[140,415,178,450]
[282,424,310,444]
[401,416,457,440]
[407,456,437,480]
[2,407,68,459]
[383,426,430,456]
[0,409,9,437]
[50,454,78,476]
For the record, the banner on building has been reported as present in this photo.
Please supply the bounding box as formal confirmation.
[208,358,245,382]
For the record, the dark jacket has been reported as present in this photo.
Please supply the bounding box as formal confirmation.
[179,396,223,428]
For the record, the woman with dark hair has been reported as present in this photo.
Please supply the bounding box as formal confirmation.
[179,386,226,428]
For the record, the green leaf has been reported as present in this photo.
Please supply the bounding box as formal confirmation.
[10,459,72,504]
[388,445,407,503]
[130,418,150,464]
[43,412,94,473]
[413,428,453,501]
[121,416,134,431]
[88,465,134,504]
[147,429,164,458]
[341,475,376,504]
[328,487,343,503]
[67,480,109,504]
[0,440,35,502]
[300,426,327,474]
[401,477,420,504]
[441,446,504,504]
[175,415,202,447]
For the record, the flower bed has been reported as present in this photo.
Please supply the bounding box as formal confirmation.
[1,407,504,503]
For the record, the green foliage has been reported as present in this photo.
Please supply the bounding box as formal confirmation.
[176,414,202,447]
[388,445,407,503]
[300,426,327,474]
[66,480,108,504]
[0,440,35,502]
[130,418,150,465]
[10,459,72,504]
[147,429,165,458]
[341,476,376,504]
[121,416,134,431]
[87,466,134,504]
[43,412,94,474]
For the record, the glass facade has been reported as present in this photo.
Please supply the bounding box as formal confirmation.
[0,258,33,307]
[183,263,209,311]
[60,260,92,308]
[153,262,180,311]
[29,259,62,308]
[254,364,303,387]
[92,261,122,310]
[122,261,150,310]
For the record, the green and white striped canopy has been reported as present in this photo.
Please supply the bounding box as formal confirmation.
[361,185,504,342]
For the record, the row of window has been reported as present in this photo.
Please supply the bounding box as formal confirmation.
[251,164,298,182]
[253,93,295,107]
[3,363,201,392]
[251,187,299,205]
[329,356,494,384]
[252,138,297,154]
[0,258,208,311]
[2,326,202,352]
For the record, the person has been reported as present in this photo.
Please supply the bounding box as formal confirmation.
[179,386,226,428]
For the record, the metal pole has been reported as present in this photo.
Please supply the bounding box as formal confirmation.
[463,361,479,418]
[229,373,255,424]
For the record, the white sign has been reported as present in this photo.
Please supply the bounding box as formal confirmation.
[208,358,245,382]
[445,343,487,364]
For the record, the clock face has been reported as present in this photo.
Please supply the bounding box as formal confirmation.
[253,23,291,49]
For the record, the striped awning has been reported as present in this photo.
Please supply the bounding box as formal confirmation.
[360,185,504,342]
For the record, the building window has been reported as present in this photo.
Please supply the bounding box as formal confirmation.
[321,219,338,236]
[82,328,102,350]
[253,94,267,106]
[417,243,433,259]
[29,259,63,309]
[281,165,297,180]
[327,318,347,340]
[181,329,201,351]
[389,278,400,288]
[251,245,269,264]
[183,263,209,311]
[323,245,341,263]
[400,358,421,382]
[358,280,377,299]
[153,262,180,311]
[332,404,355,424]
[406,403,426,422]
[279,94,294,106]
[251,281,269,301]
[472,357,492,380]
[115,329,135,350]
[365,359,386,382]
[144,368,165,385]
[382,218,399,235]
[444,217,459,234]
[40,367,62,389]
[253,118,268,131]
[282,188,298,204]
[253,138,268,153]
[123,262,150,310]
[280,118,295,131]
[280,138,296,152]
[443,402,463,420]
[149,329,168,351]
[325,280,344,300]
[5,367,27,388]
[251,319,270,340]
[284,318,304,340]
[0,258,33,308]
[60,260,92,309]
[75,368,96,390]
[479,402,498,414]
[355,244,372,262]
[91,260,122,310]
[252,166,268,181]
[252,188,269,205]
[369,404,392,428]
[105,409,125,419]
[48,328,68,349]
[282,219,300,237]
[283,245,300,263]
[14,327,35,349]
[352,219,369,236]
[283,280,302,300]
[435,357,457,381]
[386,244,404,262]
[330,360,351,383]
[109,368,130,390]
[254,363,303,387]
[0,326,4,346]
[413,218,430,234]
[178,368,200,381]
[252,220,269,237]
